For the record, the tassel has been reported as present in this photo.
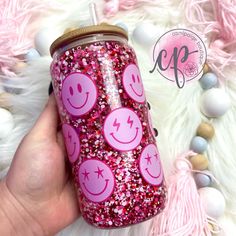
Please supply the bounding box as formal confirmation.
[212,0,236,44]
[184,0,236,81]
[151,151,220,236]
[0,0,55,76]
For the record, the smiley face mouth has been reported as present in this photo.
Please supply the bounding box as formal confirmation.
[68,142,76,157]
[145,167,162,179]
[67,92,89,109]
[82,179,109,196]
[110,127,139,144]
[130,84,144,97]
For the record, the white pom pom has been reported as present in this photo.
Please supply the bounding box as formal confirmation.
[34,28,62,56]
[132,22,159,48]
[0,108,14,139]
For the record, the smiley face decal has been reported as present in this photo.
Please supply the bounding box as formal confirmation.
[78,159,115,202]
[103,108,143,151]
[139,144,163,186]
[62,124,80,163]
[122,64,145,103]
[62,72,97,116]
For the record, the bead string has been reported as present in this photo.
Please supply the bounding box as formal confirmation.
[188,63,229,233]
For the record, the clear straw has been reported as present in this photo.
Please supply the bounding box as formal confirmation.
[89,2,98,25]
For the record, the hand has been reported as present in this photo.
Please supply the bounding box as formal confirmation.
[0,95,80,235]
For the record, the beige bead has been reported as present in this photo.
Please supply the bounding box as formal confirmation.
[203,63,210,74]
[208,223,214,231]
[0,92,11,109]
[13,61,27,73]
[64,27,77,34]
[190,154,209,170]
[197,122,215,140]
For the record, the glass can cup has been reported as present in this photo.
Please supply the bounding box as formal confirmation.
[50,24,166,228]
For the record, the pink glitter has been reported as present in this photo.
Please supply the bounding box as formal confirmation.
[51,39,166,228]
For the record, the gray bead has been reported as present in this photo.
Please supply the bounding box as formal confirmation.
[190,136,208,153]
[194,172,212,188]
[199,72,218,90]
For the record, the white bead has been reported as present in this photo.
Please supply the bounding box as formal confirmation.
[198,187,225,218]
[200,88,231,117]
[132,22,159,48]
[25,48,40,62]
[34,28,62,56]
[0,108,14,139]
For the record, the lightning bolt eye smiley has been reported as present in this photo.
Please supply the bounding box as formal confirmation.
[103,107,143,151]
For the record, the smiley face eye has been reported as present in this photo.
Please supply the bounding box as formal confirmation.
[145,154,152,165]
[77,83,82,93]
[154,153,158,160]
[94,166,104,179]
[82,169,90,181]
[132,74,136,83]
[137,75,140,83]
[68,132,72,142]
[69,86,73,96]
[113,118,120,132]
[127,115,133,128]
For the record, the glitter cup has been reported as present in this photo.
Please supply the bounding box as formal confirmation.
[50,24,166,228]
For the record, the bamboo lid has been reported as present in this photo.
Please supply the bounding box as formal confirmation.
[50,24,128,56]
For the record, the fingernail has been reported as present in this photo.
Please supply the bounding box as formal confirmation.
[48,82,53,95]
[147,102,151,110]
[153,128,158,137]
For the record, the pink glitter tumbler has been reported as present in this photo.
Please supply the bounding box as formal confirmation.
[50,23,166,228]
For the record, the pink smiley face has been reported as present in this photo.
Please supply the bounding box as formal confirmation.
[62,72,97,116]
[122,64,145,103]
[103,108,143,151]
[62,124,80,163]
[139,144,163,186]
[78,159,115,203]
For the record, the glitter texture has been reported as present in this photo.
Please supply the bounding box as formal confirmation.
[51,38,166,228]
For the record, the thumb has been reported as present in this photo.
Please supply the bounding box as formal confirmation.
[31,94,59,140]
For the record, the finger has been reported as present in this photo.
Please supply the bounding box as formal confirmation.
[31,94,59,140]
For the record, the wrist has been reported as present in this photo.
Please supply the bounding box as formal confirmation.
[0,180,45,236]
